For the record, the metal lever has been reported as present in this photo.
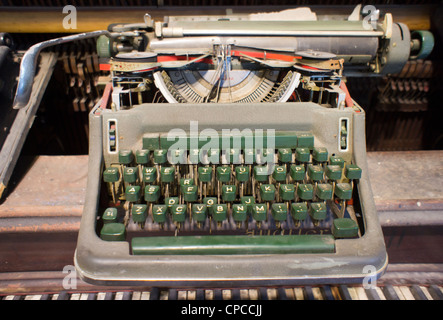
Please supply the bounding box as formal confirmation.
[12,30,112,109]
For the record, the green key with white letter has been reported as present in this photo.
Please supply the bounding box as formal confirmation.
[216,166,231,183]
[272,203,288,222]
[143,167,157,183]
[291,203,308,222]
[198,167,212,182]
[222,185,236,202]
[152,205,167,224]
[125,185,141,202]
[212,204,227,222]
[252,204,267,222]
[132,204,148,223]
[171,204,187,223]
[260,184,276,201]
[279,184,295,201]
[144,185,160,202]
[192,204,208,222]
[103,167,120,183]
[232,204,248,222]
[102,207,118,224]
[160,167,175,183]
[123,167,138,184]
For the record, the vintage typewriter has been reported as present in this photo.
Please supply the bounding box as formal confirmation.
[12,6,433,286]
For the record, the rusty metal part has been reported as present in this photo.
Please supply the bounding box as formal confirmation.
[12,30,110,110]
[0,53,57,200]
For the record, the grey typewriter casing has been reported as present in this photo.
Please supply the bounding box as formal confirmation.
[74,101,387,286]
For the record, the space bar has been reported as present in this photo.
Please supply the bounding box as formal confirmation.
[131,234,335,255]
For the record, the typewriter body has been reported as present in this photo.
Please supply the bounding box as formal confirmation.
[50,7,432,286]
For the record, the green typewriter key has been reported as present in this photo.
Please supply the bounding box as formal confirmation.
[153,149,167,164]
[297,183,314,201]
[261,148,275,162]
[329,156,345,168]
[144,185,160,202]
[171,204,187,223]
[312,147,328,163]
[261,148,273,157]
[252,204,267,222]
[143,167,157,183]
[345,164,362,180]
[290,164,305,182]
[123,167,138,184]
[208,149,220,165]
[325,165,342,181]
[102,207,118,224]
[295,147,310,163]
[119,149,133,165]
[169,148,186,165]
[243,149,256,165]
[103,167,120,183]
[273,165,287,182]
[291,203,308,222]
[279,184,295,201]
[297,133,314,148]
[271,203,288,222]
[241,196,255,214]
[152,204,167,224]
[183,185,198,202]
[212,204,227,222]
[222,185,237,202]
[160,167,175,183]
[308,165,324,182]
[165,197,179,213]
[216,166,231,183]
[254,165,270,182]
[132,204,148,223]
[232,204,248,222]
[100,223,126,241]
[228,148,241,164]
[332,218,359,238]
[335,183,353,200]
[125,185,141,202]
[310,202,327,221]
[260,184,276,201]
[198,167,213,182]
[192,204,208,223]
[204,197,217,209]
[316,183,333,200]
[278,148,292,163]
[180,178,194,192]
[235,166,250,182]
[136,149,150,165]
[189,149,200,165]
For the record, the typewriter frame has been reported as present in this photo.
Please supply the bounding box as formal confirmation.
[75,100,388,287]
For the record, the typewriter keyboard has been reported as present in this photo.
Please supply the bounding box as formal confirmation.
[99,134,363,255]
